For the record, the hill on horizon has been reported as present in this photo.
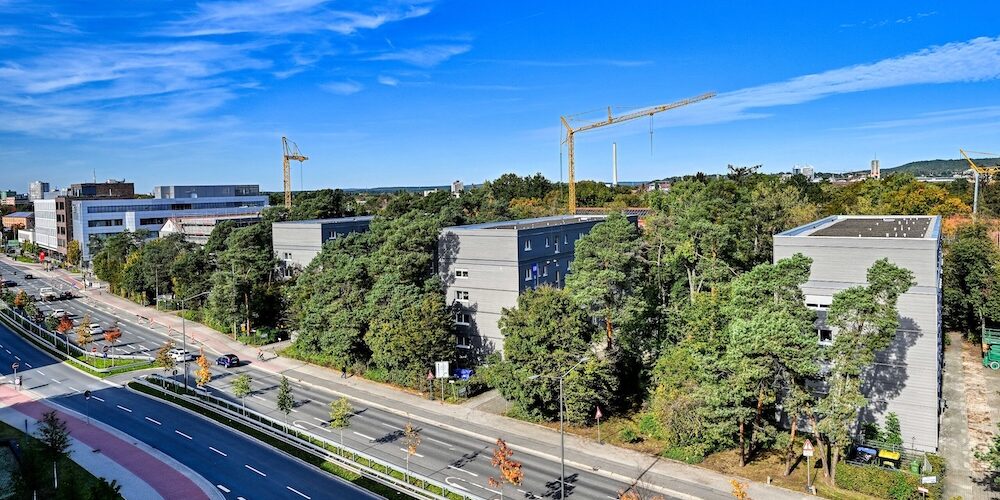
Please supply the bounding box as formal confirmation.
[880,157,1000,177]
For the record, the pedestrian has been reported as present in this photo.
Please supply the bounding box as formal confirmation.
[341,366,347,379]
[257,349,263,361]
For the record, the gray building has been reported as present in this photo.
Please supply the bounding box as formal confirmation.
[272,216,375,272]
[154,185,260,199]
[29,181,50,201]
[438,215,612,361]
[774,215,942,452]
[159,213,262,246]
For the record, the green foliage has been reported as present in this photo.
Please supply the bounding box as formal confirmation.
[834,459,945,500]
[976,421,1000,484]
[942,223,1000,338]
[37,410,70,458]
[329,397,353,428]
[65,240,81,266]
[232,373,253,402]
[276,376,294,420]
[883,412,903,447]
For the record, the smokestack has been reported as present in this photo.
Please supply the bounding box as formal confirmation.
[612,142,618,186]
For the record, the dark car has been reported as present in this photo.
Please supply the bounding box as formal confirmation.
[59,291,75,300]
[216,354,240,368]
[1,280,16,287]
[23,274,34,280]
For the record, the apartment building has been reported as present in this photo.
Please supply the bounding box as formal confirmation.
[773,215,942,452]
[438,215,614,361]
[154,184,260,199]
[272,216,375,272]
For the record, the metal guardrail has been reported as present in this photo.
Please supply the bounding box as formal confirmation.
[137,374,485,500]
[0,301,154,372]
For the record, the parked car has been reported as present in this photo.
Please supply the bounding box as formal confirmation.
[39,287,58,301]
[50,309,68,319]
[2,280,16,287]
[216,354,240,368]
[88,323,104,335]
[23,274,34,280]
[168,348,195,363]
[59,291,76,300]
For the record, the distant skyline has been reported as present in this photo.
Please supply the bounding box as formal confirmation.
[2,1,1000,192]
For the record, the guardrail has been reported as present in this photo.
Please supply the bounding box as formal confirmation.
[0,301,153,373]
[136,374,485,500]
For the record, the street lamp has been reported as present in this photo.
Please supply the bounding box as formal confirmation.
[178,290,211,390]
[529,355,589,500]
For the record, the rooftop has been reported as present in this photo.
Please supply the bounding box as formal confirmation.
[446,215,607,231]
[778,215,939,239]
[4,212,33,218]
[274,215,375,225]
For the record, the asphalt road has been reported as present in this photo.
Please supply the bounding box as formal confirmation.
[0,319,378,500]
[0,259,729,500]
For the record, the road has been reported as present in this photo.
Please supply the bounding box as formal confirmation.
[0,318,377,500]
[0,259,730,499]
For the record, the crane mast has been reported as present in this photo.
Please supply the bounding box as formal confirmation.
[282,136,308,209]
[961,148,1000,217]
[561,91,715,214]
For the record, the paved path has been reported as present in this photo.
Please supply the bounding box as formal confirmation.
[940,332,984,499]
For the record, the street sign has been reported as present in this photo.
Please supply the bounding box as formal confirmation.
[103,345,109,353]
[11,362,18,370]
[921,476,937,484]
[426,370,434,381]
[916,487,929,494]
[435,361,450,379]
[802,440,814,457]
[595,406,603,420]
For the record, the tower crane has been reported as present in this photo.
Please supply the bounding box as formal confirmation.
[282,136,308,209]
[960,149,1000,216]
[560,91,716,214]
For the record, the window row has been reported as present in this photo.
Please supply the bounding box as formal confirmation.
[523,233,584,252]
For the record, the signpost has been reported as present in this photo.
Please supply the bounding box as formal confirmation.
[802,439,814,492]
[435,361,449,402]
[426,370,434,400]
[11,362,18,391]
[595,406,603,444]
[84,390,92,424]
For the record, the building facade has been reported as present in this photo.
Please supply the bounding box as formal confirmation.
[28,181,50,201]
[438,215,612,361]
[2,212,33,231]
[70,181,135,198]
[72,195,269,263]
[154,185,260,199]
[272,216,375,272]
[32,181,136,257]
[774,215,942,452]
[159,213,262,246]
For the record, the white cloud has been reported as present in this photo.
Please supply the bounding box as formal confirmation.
[370,44,470,67]
[853,105,1000,130]
[321,80,363,95]
[377,75,399,86]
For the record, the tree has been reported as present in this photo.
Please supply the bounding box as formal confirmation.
[942,223,1000,338]
[276,376,294,424]
[403,422,421,483]
[329,397,353,445]
[76,313,93,346]
[56,315,73,335]
[66,240,81,267]
[195,350,211,387]
[103,327,122,367]
[88,478,123,498]
[232,373,253,414]
[37,410,70,458]
[13,289,28,309]
[883,412,903,447]
[975,422,1000,485]
[156,340,176,372]
[488,438,523,500]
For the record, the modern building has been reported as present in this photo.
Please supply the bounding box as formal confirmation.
[70,180,135,198]
[154,184,260,199]
[2,212,34,231]
[72,195,269,263]
[774,215,942,452]
[451,180,464,197]
[792,165,815,180]
[159,213,262,246]
[438,215,614,361]
[28,181,49,201]
[32,180,136,257]
[870,159,881,179]
[272,216,375,272]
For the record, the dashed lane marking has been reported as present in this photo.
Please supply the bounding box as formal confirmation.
[210,446,227,456]
[175,430,192,440]
[116,405,132,413]
[448,465,478,477]
[216,485,230,493]
[91,396,104,402]
[353,431,376,441]
[400,448,425,458]
[36,370,44,376]
[23,363,30,368]
[145,417,161,425]
[13,356,19,360]
[51,378,62,385]
[245,464,266,477]
[67,386,80,392]
[286,486,311,499]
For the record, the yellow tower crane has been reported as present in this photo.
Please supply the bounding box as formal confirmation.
[282,136,308,209]
[960,149,1000,216]
[560,91,716,214]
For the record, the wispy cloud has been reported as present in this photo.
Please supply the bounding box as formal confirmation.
[840,10,937,29]
[321,80,363,95]
[853,105,1000,130]
[377,74,399,86]
[481,58,651,68]
[370,44,470,67]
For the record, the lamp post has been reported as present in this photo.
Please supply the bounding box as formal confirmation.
[178,290,211,390]
[529,355,588,500]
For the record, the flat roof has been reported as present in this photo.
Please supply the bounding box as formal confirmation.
[445,215,607,231]
[274,215,375,226]
[778,215,939,239]
[4,212,33,218]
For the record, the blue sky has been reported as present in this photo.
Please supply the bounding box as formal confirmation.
[2,1,1000,193]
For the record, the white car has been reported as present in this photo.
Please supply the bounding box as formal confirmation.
[88,323,104,335]
[168,348,195,363]
[50,309,68,319]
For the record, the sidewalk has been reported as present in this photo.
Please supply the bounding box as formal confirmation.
[0,383,218,499]
[29,260,808,499]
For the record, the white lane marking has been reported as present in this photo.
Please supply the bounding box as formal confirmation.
[290,408,299,413]
[68,386,80,392]
[175,430,192,440]
[380,422,398,430]
[4,349,10,354]
[51,378,62,384]
[448,465,478,477]
[312,417,326,423]
[145,417,161,425]
[238,497,247,500]
[216,485,230,493]
[116,405,132,413]
[210,446,227,456]
[245,464,266,477]
[426,436,456,449]
[252,395,266,401]
[353,431,376,441]
[36,370,44,376]
[13,356,19,360]
[286,486,311,499]
[92,395,104,402]
[400,448,425,458]
[23,363,30,368]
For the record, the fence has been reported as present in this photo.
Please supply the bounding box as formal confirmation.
[136,374,485,500]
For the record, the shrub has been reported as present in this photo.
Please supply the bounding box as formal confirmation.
[662,445,706,464]
[636,412,664,440]
[619,425,641,443]
[835,455,945,500]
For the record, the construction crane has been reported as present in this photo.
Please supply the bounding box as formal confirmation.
[282,136,308,209]
[960,149,1000,216]
[560,91,716,214]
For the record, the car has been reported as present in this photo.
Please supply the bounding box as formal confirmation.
[39,287,58,301]
[59,291,76,300]
[216,354,240,368]
[2,280,16,287]
[23,274,34,280]
[50,309,68,319]
[168,348,195,363]
[88,323,104,335]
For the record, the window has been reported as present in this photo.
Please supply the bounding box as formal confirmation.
[140,217,166,226]
[524,269,532,281]
[457,336,471,349]
[563,234,569,245]
[88,219,123,228]
[283,252,292,259]
[524,239,532,251]
[455,290,469,301]
[543,264,549,277]
[818,328,833,345]
[545,237,550,247]
[455,312,471,325]
[556,270,561,282]
[555,241,559,253]
[455,269,469,278]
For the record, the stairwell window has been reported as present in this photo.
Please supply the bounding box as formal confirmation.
[545,237,550,248]
[818,328,833,345]
[524,239,532,251]
[524,269,532,281]
[455,290,469,302]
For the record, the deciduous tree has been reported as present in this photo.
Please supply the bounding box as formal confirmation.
[232,373,252,414]
[276,376,294,424]
[488,438,523,500]
[403,422,421,482]
[76,313,93,346]
[195,350,211,387]
[37,410,70,458]
[328,397,353,444]
[156,340,176,372]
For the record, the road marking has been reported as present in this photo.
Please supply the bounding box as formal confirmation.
[91,395,104,402]
[116,405,132,413]
[23,363,30,368]
[245,464,266,477]
[426,436,455,449]
[312,417,326,423]
[400,448,425,458]
[145,417,161,425]
[210,446,227,456]
[353,431,376,441]
[68,386,80,392]
[175,430,193,439]
[448,465,478,477]
[4,349,9,354]
[290,408,299,413]
[252,395,266,401]
[36,370,44,375]
[13,356,19,360]
[380,422,398,430]
[286,486,311,499]
[216,485,230,493]
[51,378,63,384]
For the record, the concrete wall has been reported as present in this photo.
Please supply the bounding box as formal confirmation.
[774,231,942,451]
[272,217,373,271]
[32,199,58,252]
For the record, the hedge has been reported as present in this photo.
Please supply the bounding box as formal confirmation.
[835,454,945,500]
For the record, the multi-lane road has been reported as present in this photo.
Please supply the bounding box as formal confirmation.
[0,258,732,500]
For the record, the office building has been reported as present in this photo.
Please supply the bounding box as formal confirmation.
[774,215,942,452]
[451,181,464,197]
[70,180,135,198]
[2,212,34,231]
[792,165,815,180]
[154,185,260,199]
[159,213,262,246]
[32,180,136,257]
[871,159,881,179]
[272,216,375,272]
[438,215,614,361]
[29,181,50,201]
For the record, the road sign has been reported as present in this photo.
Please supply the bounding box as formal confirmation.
[595,406,603,420]
[917,487,929,494]
[802,439,814,457]
[426,370,434,381]
[103,345,109,353]
[11,362,18,370]
[84,390,91,399]
[921,476,937,484]
[435,361,449,379]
